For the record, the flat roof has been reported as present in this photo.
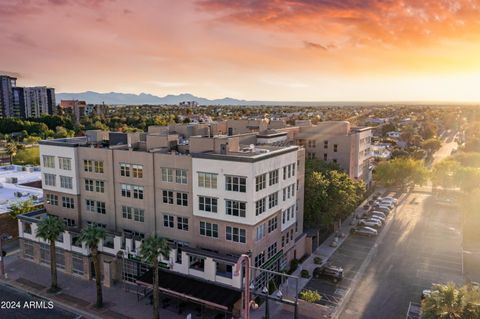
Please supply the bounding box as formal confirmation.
[0,183,43,215]
[192,145,298,163]
[0,165,42,184]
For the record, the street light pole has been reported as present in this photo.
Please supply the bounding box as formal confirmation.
[262,287,269,319]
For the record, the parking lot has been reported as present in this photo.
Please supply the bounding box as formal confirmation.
[303,189,464,319]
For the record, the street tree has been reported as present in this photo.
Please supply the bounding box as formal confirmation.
[431,160,460,189]
[5,142,18,163]
[140,235,171,319]
[77,226,106,308]
[36,215,65,292]
[374,158,429,188]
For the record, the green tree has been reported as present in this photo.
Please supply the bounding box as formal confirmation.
[5,141,18,163]
[140,236,171,319]
[431,160,460,189]
[422,138,442,154]
[8,199,39,219]
[304,160,365,228]
[374,158,429,188]
[421,283,480,319]
[36,216,65,292]
[299,289,321,303]
[12,147,40,165]
[77,226,106,308]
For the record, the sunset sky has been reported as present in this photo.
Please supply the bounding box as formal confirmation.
[1,0,480,102]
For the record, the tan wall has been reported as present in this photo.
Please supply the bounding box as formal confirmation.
[113,149,156,235]
[154,153,194,243]
[78,147,116,230]
[44,189,81,225]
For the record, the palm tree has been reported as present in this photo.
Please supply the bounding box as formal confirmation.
[140,235,171,319]
[422,282,465,319]
[77,226,106,308]
[36,215,65,293]
[5,142,18,164]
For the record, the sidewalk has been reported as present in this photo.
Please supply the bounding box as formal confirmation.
[250,188,386,319]
[1,255,192,319]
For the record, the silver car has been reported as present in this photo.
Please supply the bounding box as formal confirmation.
[351,226,378,237]
[358,219,382,228]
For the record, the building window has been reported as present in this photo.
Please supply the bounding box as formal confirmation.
[60,176,73,189]
[307,152,315,160]
[292,163,296,176]
[161,168,174,182]
[56,249,65,270]
[42,155,55,168]
[200,221,218,238]
[132,164,143,178]
[94,161,104,173]
[268,217,278,233]
[163,214,174,228]
[225,175,246,192]
[225,200,246,217]
[198,172,217,189]
[256,224,265,241]
[121,184,132,197]
[254,251,265,267]
[176,192,188,206]
[283,166,287,180]
[255,173,266,192]
[268,192,278,209]
[324,140,328,149]
[333,159,337,164]
[308,140,316,148]
[24,241,34,260]
[176,169,187,184]
[62,196,74,209]
[40,244,50,265]
[95,180,105,193]
[133,185,144,199]
[96,201,106,214]
[63,218,75,227]
[226,226,246,243]
[162,190,174,204]
[84,160,93,172]
[198,196,217,213]
[255,197,266,216]
[86,221,106,228]
[72,254,84,275]
[122,206,144,222]
[120,163,130,177]
[269,169,279,186]
[44,173,56,186]
[86,199,95,212]
[85,179,94,191]
[324,153,327,161]
[58,157,71,170]
[267,243,277,259]
[334,144,338,152]
[177,217,188,231]
[46,193,58,206]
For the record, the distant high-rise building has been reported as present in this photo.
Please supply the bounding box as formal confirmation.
[0,75,17,117]
[23,87,50,118]
[12,87,26,118]
[46,88,56,115]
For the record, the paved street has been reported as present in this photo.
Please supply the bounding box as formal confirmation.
[337,190,463,319]
[0,283,81,319]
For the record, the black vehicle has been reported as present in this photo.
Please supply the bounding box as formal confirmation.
[313,264,344,283]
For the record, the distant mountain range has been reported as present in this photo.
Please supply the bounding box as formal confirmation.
[56,91,251,105]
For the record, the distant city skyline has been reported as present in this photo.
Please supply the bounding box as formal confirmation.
[1,0,480,102]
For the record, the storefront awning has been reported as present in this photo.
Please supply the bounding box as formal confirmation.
[136,268,241,311]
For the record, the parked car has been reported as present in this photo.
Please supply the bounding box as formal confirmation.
[313,264,344,283]
[375,206,392,214]
[351,226,378,237]
[380,196,398,204]
[358,219,382,228]
[379,201,395,209]
[370,211,387,219]
[368,215,385,223]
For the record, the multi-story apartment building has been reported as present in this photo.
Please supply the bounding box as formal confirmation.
[1,74,55,118]
[0,75,16,117]
[17,127,306,316]
[293,121,372,185]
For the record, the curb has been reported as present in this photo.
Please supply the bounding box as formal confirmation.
[0,279,101,319]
